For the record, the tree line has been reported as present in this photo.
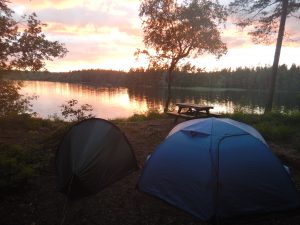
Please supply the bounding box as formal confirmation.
[5,64,300,92]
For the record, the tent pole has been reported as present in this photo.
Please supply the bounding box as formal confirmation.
[215,134,248,225]
[60,175,75,225]
[215,139,222,225]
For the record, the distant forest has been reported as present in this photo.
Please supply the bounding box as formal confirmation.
[4,64,300,92]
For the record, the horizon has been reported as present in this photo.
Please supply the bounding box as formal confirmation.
[12,63,300,74]
[9,0,300,73]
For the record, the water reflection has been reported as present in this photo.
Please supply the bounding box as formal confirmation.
[20,81,299,120]
[20,81,150,119]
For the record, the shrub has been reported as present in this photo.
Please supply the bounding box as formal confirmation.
[60,99,95,122]
[228,111,300,150]
[0,80,38,118]
[0,144,36,190]
[126,109,165,122]
[0,156,35,189]
[255,123,294,142]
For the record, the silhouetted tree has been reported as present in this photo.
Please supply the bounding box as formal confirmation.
[0,80,38,117]
[230,0,300,112]
[137,0,227,112]
[0,0,68,116]
[0,2,67,71]
[60,99,94,122]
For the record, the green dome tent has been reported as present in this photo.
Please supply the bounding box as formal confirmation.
[56,118,138,200]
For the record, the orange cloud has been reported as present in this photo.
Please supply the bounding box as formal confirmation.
[8,0,300,72]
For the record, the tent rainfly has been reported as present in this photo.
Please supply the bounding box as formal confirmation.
[138,117,300,220]
[56,118,138,200]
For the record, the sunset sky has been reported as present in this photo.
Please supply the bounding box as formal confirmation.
[9,0,300,72]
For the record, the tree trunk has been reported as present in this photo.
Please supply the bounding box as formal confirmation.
[164,72,172,113]
[265,0,289,113]
[164,61,176,113]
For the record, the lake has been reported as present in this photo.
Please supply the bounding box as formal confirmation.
[19,80,300,120]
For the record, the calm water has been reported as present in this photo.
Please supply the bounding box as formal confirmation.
[19,80,300,120]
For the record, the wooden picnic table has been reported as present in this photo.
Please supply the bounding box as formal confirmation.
[176,103,213,115]
[167,102,218,122]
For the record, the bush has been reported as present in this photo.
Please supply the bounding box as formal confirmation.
[126,109,165,122]
[292,133,300,151]
[228,111,300,150]
[0,113,56,131]
[0,144,36,190]
[0,156,35,189]
[255,123,295,142]
[227,112,260,125]
[0,80,37,117]
[60,99,95,122]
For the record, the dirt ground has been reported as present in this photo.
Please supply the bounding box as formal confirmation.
[1,118,300,225]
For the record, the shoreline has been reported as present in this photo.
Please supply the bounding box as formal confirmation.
[10,78,300,93]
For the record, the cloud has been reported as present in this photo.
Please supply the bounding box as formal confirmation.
[41,23,144,72]
[32,6,140,37]
[13,0,97,10]
[222,29,251,49]
[8,0,300,72]
[10,1,144,72]
[223,14,300,49]
[10,0,142,37]
[13,0,139,13]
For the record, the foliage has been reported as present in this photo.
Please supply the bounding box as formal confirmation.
[0,155,35,189]
[0,0,68,71]
[0,112,61,130]
[0,114,67,190]
[137,0,227,111]
[7,64,300,92]
[0,80,37,117]
[229,0,300,44]
[128,109,165,121]
[138,0,227,67]
[227,111,300,150]
[0,144,35,190]
[114,109,166,122]
[60,99,95,122]
[0,0,67,117]
[229,0,300,112]
[116,110,300,149]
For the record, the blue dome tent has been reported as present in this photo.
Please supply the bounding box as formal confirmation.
[138,118,299,220]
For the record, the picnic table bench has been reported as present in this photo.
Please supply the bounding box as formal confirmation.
[167,103,220,122]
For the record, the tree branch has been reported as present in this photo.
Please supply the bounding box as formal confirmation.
[250,1,279,20]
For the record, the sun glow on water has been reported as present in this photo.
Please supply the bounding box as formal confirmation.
[20,81,154,119]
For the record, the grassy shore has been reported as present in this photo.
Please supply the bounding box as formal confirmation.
[119,110,300,151]
[0,112,300,225]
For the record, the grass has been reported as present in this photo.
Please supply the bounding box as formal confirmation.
[1,110,299,190]
[0,114,69,191]
[0,113,64,131]
[227,111,300,150]
[0,144,36,190]
[113,109,167,122]
[172,86,247,92]
[115,109,300,150]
